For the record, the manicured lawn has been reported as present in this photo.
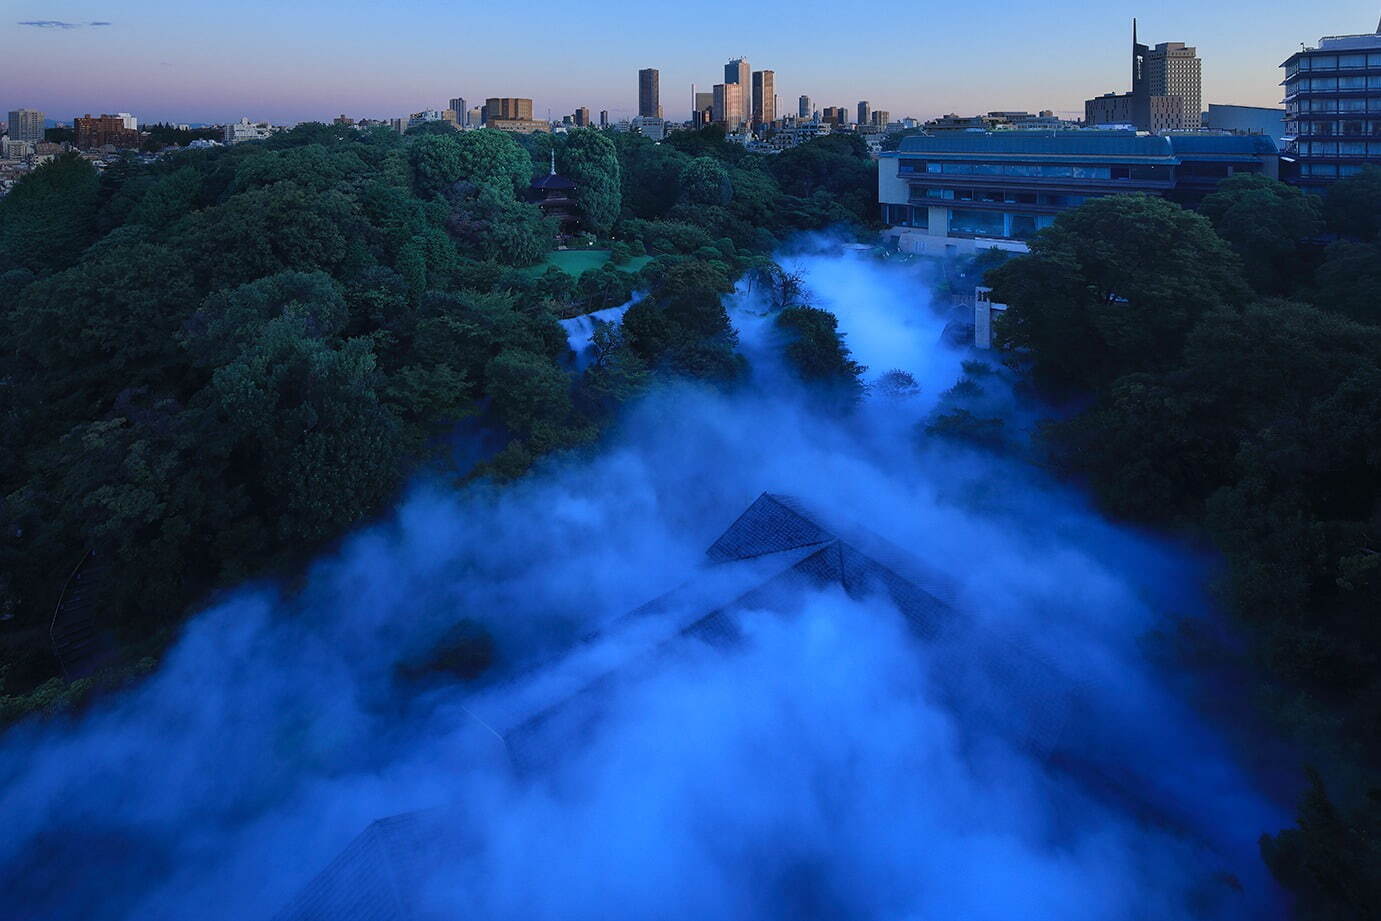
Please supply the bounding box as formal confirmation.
[520,250,653,279]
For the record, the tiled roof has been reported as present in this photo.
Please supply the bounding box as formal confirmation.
[1167,134,1279,158]
[274,492,1076,919]
[894,131,1175,160]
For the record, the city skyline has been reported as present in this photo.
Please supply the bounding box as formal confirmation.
[2,3,1379,125]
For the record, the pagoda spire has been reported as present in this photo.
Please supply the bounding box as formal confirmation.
[550,149,556,176]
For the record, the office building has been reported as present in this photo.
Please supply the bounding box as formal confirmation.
[573,107,591,127]
[484,97,533,121]
[878,131,1278,256]
[448,97,467,126]
[799,95,811,119]
[1086,92,1184,132]
[871,110,891,128]
[718,58,749,129]
[638,68,661,118]
[631,116,667,140]
[482,97,548,133]
[770,121,833,149]
[8,108,44,142]
[752,70,776,129]
[857,101,871,127]
[822,106,848,126]
[1281,21,1381,186]
[599,110,609,128]
[1204,104,1285,149]
[694,91,715,127]
[1084,21,1200,132]
[408,110,444,128]
[75,113,142,148]
[713,82,747,129]
[725,58,749,91]
[1142,41,1201,129]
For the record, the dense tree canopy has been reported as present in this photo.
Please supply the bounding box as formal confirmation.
[985,178,1381,921]
[557,128,622,235]
[0,120,881,728]
[988,194,1248,391]
[1200,173,1323,294]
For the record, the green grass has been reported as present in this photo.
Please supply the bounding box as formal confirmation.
[520,250,653,279]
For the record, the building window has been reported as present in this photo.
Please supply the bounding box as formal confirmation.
[1009,214,1040,239]
[949,209,1005,237]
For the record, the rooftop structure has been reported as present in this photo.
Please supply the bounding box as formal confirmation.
[1204,104,1286,149]
[878,131,1278,256]
[273,492,1076,920]
[1280,20,1381,187]
[528,151,580,237]
[1085,20,1201,132]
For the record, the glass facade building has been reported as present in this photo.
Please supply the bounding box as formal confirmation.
[1281,28,1381,186]
[878,131,1278,255]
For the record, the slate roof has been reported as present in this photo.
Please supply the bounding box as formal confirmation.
[273,492,1077,920]
[271,810,460,921]
[530,172,576,191]
[891,131,1177,163]
[1166,133,1279,159]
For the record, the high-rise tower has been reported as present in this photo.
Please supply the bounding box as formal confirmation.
[638,68,661,119]
[752,70,776,129]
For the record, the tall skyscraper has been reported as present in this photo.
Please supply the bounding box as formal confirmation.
[449,97,467,126]
[712,83,746,129]
[798,95,811,119]
[725,57,749,90]
[752,70,776,129]
[638,68,661,119]
[7,108,44,142]
[599,110,609,128]
[857,101,871,127]
[1142,40,1201,129]
[694,91,715,127]
[574,107,591,127]
[1085,20,1200,132]
[720,58,749,129]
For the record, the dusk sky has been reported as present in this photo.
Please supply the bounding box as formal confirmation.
[3,2,1379,125]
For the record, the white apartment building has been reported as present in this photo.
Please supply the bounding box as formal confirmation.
[224,117,275,144]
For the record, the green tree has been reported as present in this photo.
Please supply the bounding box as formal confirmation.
[988,194,1249,391]
[622,261,743,380]
[1311,240,1381,325]
[614,134,690,218]
[450,129,533,196]
[125,167,204,229]
[679,156,732,206]
[1199,173,1322,294]
[208,315,403,543]
[1323,165,1381,239]
[774,306,866,402]
[0,153,101,276]
[1260,771,1381,921]
[558,128,622,235]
